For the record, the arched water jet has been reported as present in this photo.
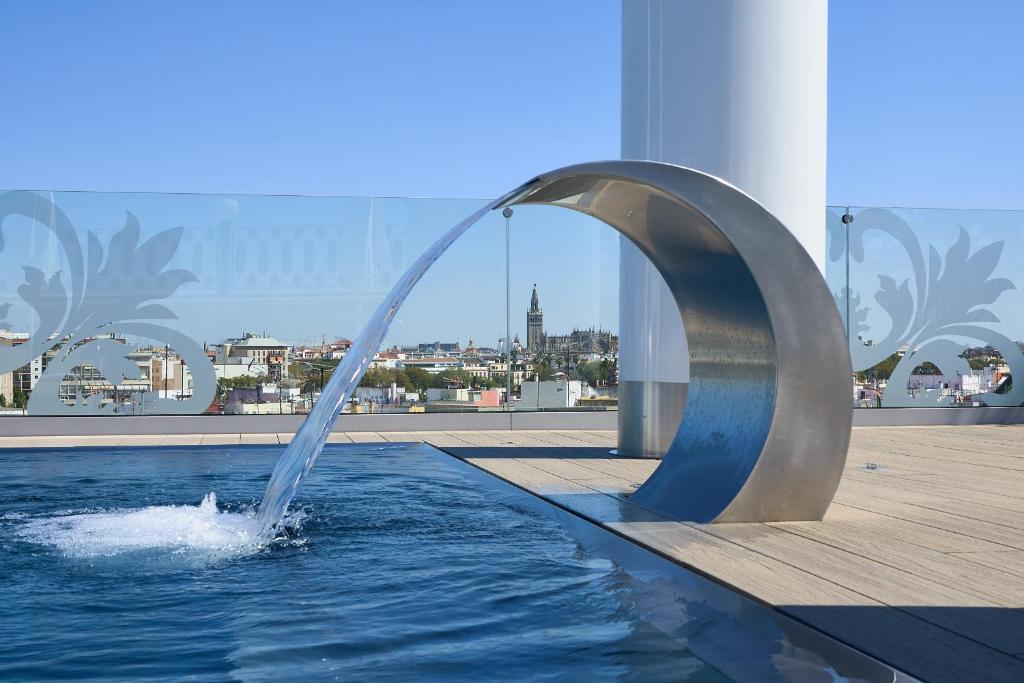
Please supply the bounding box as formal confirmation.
[256,161,851,531]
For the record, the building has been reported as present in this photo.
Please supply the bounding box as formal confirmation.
[398,357,463,375]
[525,286,617,355]
[527,284,543,351]
[212,332,290,380]
[0,369,12,406]
[518,378,594,410]
[460,359,490,380]
[425,387,504,410]
[486,360,534,388]
[417,341,461,355]
[370,350,404,369]
[212,358,270,380]
[543,328,618,355]
[0,331,29,403]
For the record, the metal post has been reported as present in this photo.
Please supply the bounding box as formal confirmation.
[164,344,169,400]
[842,208,854,338]
[503,207,513,410]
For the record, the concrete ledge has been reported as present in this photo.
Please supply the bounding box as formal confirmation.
[852,406,1024,426]
[2,406,1022,437]
[0,410,618,437]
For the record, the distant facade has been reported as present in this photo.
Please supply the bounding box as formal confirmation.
[525,286,617,355]
[417,341,461,355]
[212,332,290,380]
[0,369,12,405]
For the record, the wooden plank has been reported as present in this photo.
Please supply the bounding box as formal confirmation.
[951,550,1024,580]
[509,456,618,482]
[443,430,509,447]
[501,430,578,447]
[570,457,659,482]
[832,490,1024,551]
[858,427,1024,454]
[843,469,1024,512]
[852,436,1024,471]
[548,429,616,447]
[482,430,559,447]
[581,429,618,443]
[773,520,1024,606]
[509,458,636,494]
[838,476,1024,531]
[846,447,1024,489]
[464,457,592,494]
[810,503,1006,553]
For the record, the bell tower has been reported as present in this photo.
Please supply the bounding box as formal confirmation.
[526,284,544,351]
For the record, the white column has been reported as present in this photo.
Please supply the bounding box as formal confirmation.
[619,0,828,456]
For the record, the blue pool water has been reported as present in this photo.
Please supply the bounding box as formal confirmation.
[0,444,893,682]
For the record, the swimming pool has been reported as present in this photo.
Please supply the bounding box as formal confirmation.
[0,443,901,681]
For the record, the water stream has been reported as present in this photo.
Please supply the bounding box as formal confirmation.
[255,198,506,533]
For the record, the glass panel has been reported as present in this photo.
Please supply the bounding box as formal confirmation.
[827,205,1024,408]
[0,190,618,416]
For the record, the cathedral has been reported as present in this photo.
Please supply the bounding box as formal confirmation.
[526,285,617,355]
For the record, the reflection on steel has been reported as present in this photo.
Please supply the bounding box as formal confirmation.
[616,380,686,459]
[504,161,851,522]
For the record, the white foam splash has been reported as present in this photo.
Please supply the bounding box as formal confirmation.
[17,492,266,559]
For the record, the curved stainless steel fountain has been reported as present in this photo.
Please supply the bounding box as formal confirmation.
[502,161,851,522]
[257,161,851,530]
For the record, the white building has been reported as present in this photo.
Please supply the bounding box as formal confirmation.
[212,332,290,379]
[398,357,463,375]
[213,358,270,380]
[518,379,594,410]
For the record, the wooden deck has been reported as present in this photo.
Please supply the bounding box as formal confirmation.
[3,425,1024,680]
[431,426,1024,683]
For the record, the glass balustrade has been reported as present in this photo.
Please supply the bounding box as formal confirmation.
[0,190,618,417]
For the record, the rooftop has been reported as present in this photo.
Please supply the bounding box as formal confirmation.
[3,424,1022,681]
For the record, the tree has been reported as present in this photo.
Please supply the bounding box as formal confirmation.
[216,374,264,400]
[13,389,26,409]
[910,361,942,375]
[966,357,991,371]
[403,367,432,395]
[360,367,410,389]
[474,374,497,389]
[578,360,610,387]
[854,352,902,382]
[531,356,555,381]
[0,394,6,408]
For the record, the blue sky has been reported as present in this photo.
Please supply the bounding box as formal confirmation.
[2,2,1022,345]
